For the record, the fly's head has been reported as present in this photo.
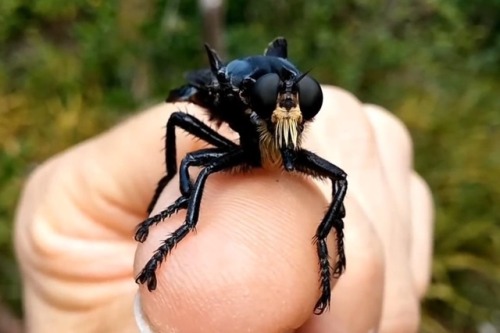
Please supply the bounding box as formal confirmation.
[250,69,323,168]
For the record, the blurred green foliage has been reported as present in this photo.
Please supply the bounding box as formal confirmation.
[1,0,499,331]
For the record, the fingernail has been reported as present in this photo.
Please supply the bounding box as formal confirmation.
[134,292,154,333]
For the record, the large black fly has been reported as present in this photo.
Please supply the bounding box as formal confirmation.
[135,37,348,314]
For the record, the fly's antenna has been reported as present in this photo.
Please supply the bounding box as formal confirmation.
[294,70,311,84]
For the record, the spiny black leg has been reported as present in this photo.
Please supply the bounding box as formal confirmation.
[147,112,237,214]
[332,203,346,277]
[136,223,190,290]
[136,148,227,243]
[135,196,189,243]
[178,148,227,196]
[295,149,348,315]
[316,240,332,314]
[136,149,245,291]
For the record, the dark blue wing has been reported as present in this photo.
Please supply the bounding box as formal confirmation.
[264,37,288,58]
[166,68,213,102]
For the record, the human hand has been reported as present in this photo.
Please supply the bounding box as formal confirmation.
[15,86,433,333]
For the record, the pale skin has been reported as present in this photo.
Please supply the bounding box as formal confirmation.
[14,86,434,333]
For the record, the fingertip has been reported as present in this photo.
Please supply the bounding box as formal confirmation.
[134,171,336,332]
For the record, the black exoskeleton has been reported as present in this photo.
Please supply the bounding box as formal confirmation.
[135,37,348,315]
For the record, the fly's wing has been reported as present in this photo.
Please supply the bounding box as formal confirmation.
[166,68,213,105]
[264,37,288,59]
[167,44,225,107]
[186,68,214,88]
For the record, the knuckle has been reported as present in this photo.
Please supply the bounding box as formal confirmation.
[364,104,414,158]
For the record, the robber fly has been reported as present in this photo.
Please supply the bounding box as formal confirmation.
[135,37,348,314]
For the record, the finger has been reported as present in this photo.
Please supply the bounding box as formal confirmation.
[363,104,413,221]
[298,88,388,332]
[363,103,413,264]
[135,170,335,333]
[41,103,231,235]
[15,103,221,332]
[409,173,434,298]
[307,87,402,240]
[298,197,385,333]
[14,121,162,331]
[363,104,420,332]
[81,103,226,220]
[15,104,198,286]
[309,87,419,332]
[305,87,385,205]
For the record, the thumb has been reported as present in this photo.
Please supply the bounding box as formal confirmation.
[134,169,337,332]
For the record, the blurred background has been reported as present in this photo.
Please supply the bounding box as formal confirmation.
[0,0,499,332]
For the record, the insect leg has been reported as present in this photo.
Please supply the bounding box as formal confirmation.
[295,149,348,315]
[147,112,237,214]
[136,149,245,291]
[136,148,227,243]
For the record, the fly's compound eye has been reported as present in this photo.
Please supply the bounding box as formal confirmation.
[251,73,280,118]
[297,75,323,120]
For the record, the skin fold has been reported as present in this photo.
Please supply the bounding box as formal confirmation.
[14,86,434,333]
